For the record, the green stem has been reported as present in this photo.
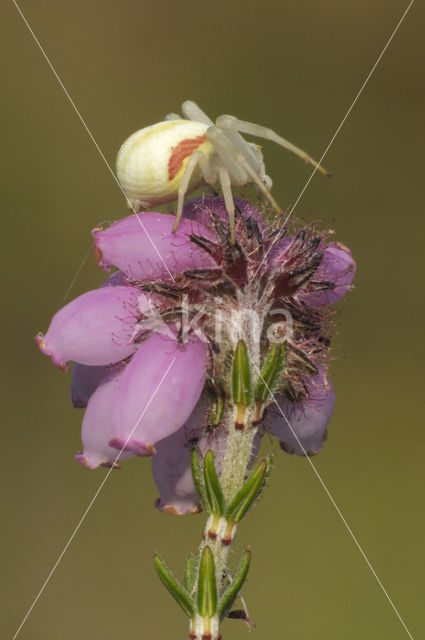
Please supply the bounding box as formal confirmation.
[198,407,257,593]
[192,311,264,637]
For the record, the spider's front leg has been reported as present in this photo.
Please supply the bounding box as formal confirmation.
[173,150,218,234]
[216,114,330,177]
[181,100,214,126]
[164,112,181,121]
[207,126,282,216]
[217,166,236,245]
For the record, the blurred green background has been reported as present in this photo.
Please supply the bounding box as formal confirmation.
[1,0,424,638]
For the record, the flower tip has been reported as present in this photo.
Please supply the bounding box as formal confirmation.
[91,225,110,272]
[100,460,121,469]
[71,395,86,409]
[306,450,320,457]
[108,437,156,457]
[144,443,157,456]
[35,332,46,355]
[75,452,93,468]
[35,332,67,370]
[279,441,323,456]
[154,499,201,515]
[35,332,44,347]
[332,240,350,253]
[75,451,121,469]
[94,243,107,271]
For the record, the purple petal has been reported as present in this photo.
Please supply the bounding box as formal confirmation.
[249,427,263,467]
[93,212,216,281]
[153,395,228,515]
[152,425,202,515]
[267,236,293,268]
[71,363,111,408]
[76,371,134,469]
[153,394,263,515]
[100,270,130,288]
[109,332,208,456]
[36,286,152,369]
[183,196,267,234]
[300,242,356,306]
[185,397,229,475]
[265,367,335,456]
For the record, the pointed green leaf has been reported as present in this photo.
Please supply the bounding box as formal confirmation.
[218,548,251,621]
[154,553,195,618]
[232,340,252,407]
[197,546,217,617]
[254,342,287,405]
[224,457,271,524]
[203,450,225,516]
[184,553,197,593]
[190,449,210,512]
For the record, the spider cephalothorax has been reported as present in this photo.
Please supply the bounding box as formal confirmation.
[116,101,329,244]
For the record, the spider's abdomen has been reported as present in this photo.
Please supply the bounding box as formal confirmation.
[116,120,213,209]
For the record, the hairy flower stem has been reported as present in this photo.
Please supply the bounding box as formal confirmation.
[191,316,265,638]
[199,408,258,592]
[199,312,262,587]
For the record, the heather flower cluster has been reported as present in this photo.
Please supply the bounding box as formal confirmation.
[37,196,355,517]
[37,189,356,639]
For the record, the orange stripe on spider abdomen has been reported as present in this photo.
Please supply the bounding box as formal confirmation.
[168,135,207,182]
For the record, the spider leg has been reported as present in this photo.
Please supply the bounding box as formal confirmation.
[209,126,282,216]
[217,125,263,176]
[207,127,249,185]
[196,150,218,185]
[215,124,273,195]
[182,100,214,125]
[235,151,282,212]
[164,112,181,121]
[173,150,217,233]
[220,138,282,211]
[217,115,330,177]
[241,154,282,212]
[217,116,270,182]
[218,166,236,245]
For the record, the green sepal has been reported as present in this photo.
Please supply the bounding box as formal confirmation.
[153,553,195,618]
[203,450,225,517]
[232,340,252,408]
[224,457,271,525]
[254,342,287,406]
[206,376,226,427]
[184,553,197,594]
[190,449,210,513]
[197,546,218,618]
[218,548,251,621]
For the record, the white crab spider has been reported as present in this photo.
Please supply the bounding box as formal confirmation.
[116,100,328,244]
